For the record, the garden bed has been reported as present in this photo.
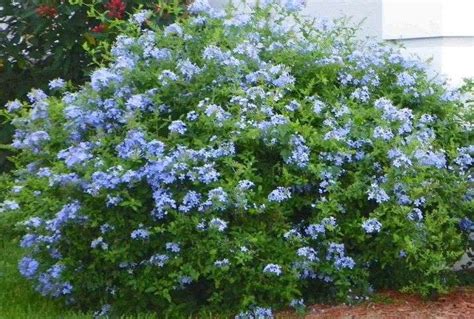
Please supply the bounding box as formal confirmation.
[279,287,474,318]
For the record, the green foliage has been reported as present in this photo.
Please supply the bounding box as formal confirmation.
[1,1,473,317]
[0,0,188,172]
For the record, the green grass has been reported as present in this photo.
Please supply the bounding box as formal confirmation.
[0,205,91,319]
[0,218,189,319]
[0,237,89,319]
[0,238,164,319]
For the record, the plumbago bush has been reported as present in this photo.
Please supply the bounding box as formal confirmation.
[2,0,473,316]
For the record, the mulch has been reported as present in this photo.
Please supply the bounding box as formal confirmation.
[278,287,474,318]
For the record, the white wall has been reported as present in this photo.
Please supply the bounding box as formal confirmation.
[382,0,474,85]
[305,0,382,39]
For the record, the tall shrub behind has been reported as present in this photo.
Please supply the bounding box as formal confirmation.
[0,0,188,172]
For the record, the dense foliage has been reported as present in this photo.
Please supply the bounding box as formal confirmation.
[0,0,186,104]
[1,0,473,317]
[0,0,187,172]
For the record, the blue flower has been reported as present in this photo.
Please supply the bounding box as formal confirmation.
[159,70,179,84]
[30,100,49,120]
[321,217,337,228]
[327,243,356,270]
[126,94,152,112]
[90,69,122,91]
[290,299,305,309]
[35,265,73,297]
[285,134,310,168]
[47,201,83,233]
[305,224,325,239]
[297,247,318,262]
[178,59,202,80]
[179,276,193,285]
[407,208,423,222]
[106,195,123,208]
[179,191,201,213]
[236,306,273,319]
[323,122,351,141]
[116,130,147,159]
[388,148,412,168]
[311,98,326,114]
[5,99,22,113]
[455,146,473,171]
[20,234,39,248]
[413,149,446,169]
[194,163,220,184]
[397,71,417,87]
[27,89,47,103]
[263,263,282,276]
[285,100,300,112]
[91,237,108,250]
[146,140,166,159]
[367,183,390,203]
[373,126,394,141]
[57,142,93,167]
[151,188,176,219]
[327,243,345,260]
[214,259,230,268]
[209,218,227,232]
[272,70,295,88]
[237,180,255,191]
[12,130,50,153]
[1,200,20,211]
[100,223,114,234]
[268,187,291,202]
[19,257,39,279]
[350,86,370,102]
[186,111,199,121]
[149,254,169,267]
[283,0,306,12]
[202,187,229,211]
[131,10,152,25]
[131,228,150,240]
[362,218,382,234]
[188,0,212,14]
[166,242,181,253]
[334,256,355,270]
[169,120,187,135]
[459,217,473,232]
[48,78,66,90]
[94,304,112,318]
[164,23,183,37]
[203,45,241,67]
[224,13,251,28]
[147,48,172,61]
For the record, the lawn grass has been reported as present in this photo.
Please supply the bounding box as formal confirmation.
[0,203,91,319]
[0,238,164,319]
[0,237,90,319]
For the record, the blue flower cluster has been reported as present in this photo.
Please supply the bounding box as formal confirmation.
[362,218,382,234]
[5,0,471,316]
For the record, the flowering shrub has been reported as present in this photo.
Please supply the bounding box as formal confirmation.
[0,0,188,172]
[2,0,473,316]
